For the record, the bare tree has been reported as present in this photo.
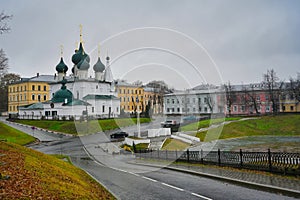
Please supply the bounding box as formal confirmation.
[243,85,261,114]
[0,73,20,112]
[0,12,12,77]
[224,82,235,116]
[146,80,172,114]
[0,12,13,113]
[133,80,143,86]
[0,12,12,34]
[0,49,8,77]
[262,69,283,114]
[205,94,215,113]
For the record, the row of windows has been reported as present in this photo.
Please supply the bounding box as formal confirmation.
[119,88,142,95]
[166,97,208,104]
[9,94,47,101]
[120,96,145,102]
[9,85,47,93]
[282,105,295,111]
[231,105,270,112]
[9,105,17,112]
[166,107,209,113]
[31,94,47,101]
[121,105,143,110]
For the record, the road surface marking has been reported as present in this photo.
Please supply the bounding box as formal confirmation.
[142,176,158,182]
[161,182,184,191]
[191,192,212,200]
[118,169,128,173]
[93,160,104,166]
[128,172,140,177]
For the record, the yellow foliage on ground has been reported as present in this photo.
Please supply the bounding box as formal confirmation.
[0,142,115,199]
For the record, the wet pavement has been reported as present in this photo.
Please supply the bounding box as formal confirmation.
[134,159,300,197]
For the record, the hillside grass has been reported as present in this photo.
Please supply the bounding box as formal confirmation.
[121,143,149,152]
[161,138,190,151]
[180,117,242,132]
[0,142,115,199]
[196,114,300,142]
[0,122,35,145]
[15,118,151,135]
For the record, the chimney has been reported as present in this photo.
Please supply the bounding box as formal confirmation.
[37,73,40,77]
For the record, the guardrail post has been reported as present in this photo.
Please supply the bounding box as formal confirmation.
[268,148,272,172]
[240,149,243,167]
[166,150,168,160]
[175,150,178,161]
[201,149,203,164]
[187,149,190,163]
[218,149,221,166]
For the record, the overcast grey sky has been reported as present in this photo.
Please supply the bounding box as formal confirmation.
[1,0,300,89]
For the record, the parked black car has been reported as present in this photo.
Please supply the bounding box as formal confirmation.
[110,131,129,141]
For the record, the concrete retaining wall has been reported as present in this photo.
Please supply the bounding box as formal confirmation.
[148,128,171,137]
[177,133,200,142]
[124,137,150,146]
[171,135,193,144]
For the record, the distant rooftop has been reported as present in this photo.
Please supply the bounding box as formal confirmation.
[115,80,140,87]
[9,74,56,85]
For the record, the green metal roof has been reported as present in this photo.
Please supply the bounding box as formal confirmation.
[83,94,119,100]
[64,99,91,106]
[19,102,44,110]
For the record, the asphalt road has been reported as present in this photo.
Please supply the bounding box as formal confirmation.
[1,117,298,200]
[32,136,297,200]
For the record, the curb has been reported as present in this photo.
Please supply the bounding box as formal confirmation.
[69,155,119,200]
[132,161,300,198]
[7,121,76,138]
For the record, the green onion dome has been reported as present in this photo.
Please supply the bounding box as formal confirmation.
[55,57,68,73]
[77,57,90,70]
[71,42,90,65]
[51,79,73,103]
[93,57,105,72]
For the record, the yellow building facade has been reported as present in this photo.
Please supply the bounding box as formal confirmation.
[8,75,54,114]
[117,83,144,113]
[280,98,300,113]
[116,81,163,114]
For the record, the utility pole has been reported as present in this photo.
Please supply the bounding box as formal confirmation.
[136,96,141,138]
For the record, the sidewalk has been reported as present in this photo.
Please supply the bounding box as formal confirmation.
[133,159,300,197]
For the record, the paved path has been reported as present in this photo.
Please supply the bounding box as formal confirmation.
[0,118,66,141]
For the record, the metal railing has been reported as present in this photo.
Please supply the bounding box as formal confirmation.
[136,149,300,175]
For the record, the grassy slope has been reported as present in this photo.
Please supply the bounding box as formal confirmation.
[0,142,115,199]
[196,114,300,141]
[16,118,151,135]
[0,122,35,145]
[161,138,190,151]
[180,117,241,132]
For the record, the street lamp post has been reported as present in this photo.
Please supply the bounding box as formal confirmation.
[136,96,141,138]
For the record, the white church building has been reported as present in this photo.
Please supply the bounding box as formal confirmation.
[18,32,120,119]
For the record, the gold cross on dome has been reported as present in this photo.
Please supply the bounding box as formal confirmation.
[98,43,101,57]
[60,45,64,57]
[79,24,83,43]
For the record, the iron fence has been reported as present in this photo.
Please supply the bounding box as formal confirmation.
[136,149,300,175]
